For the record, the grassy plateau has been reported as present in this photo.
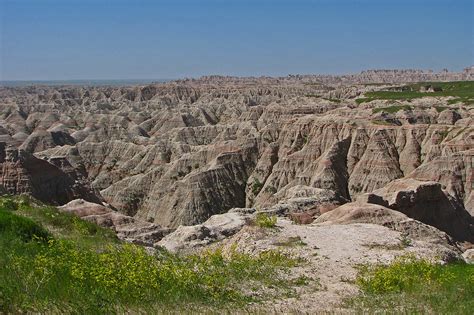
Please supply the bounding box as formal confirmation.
[357,81,474,105]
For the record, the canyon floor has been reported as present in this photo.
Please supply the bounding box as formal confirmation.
[1,68,473,313]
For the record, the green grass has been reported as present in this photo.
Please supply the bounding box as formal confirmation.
[10,195,118,250]
[434,105,449,113]
[372,105,412,114]
[448,97,474,105]
[255,212,278,228]
[0,196,303,313]
[356,97,373,104]
[0,207,50,242]
[347,255,474,314]
[358,81,474,105]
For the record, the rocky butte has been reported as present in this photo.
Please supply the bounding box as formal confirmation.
[1,67,473,312]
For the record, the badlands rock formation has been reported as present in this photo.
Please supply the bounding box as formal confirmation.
[0,143,101,205]
[59,199,171,246]
[0,69,473,247]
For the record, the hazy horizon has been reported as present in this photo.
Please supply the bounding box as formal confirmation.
[0,65,473,85]
[1,0,473,81]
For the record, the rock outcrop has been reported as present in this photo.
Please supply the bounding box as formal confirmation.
[315,202,408,226]
[0,143,101,205]
[359,179,474,242]
[315,201,459,249]
[463,249,474,264]
[156,208,254,252]
[59,199,172,246]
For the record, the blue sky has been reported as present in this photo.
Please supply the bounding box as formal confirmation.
[0,0,472,80]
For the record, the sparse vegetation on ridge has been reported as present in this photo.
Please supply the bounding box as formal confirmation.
[438,129,451,142]
[273,236,307,247]
[372,104,412,114]
[322,97,341,103]
[0,196,303,313]
[252,178,264,195]
[434,105,449,112]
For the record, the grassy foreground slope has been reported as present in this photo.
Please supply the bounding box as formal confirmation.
[2,196,473,313]
[0,196,301,313]
[348,255,474,314]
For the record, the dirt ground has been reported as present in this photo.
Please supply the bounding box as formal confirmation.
[219,218,457,313]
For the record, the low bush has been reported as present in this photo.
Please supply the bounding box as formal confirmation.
[255,212,277,228]
[252,179,264,195]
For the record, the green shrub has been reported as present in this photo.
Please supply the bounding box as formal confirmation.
[255,212,277,228]
[252,179,264,195]
[398,233,412,248]
[265,186,277,194]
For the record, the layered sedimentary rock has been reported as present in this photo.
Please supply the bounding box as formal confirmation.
[0,143,101,204]
[359,179,474,242]
[0,69,472,243]
[59,199,172,246]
